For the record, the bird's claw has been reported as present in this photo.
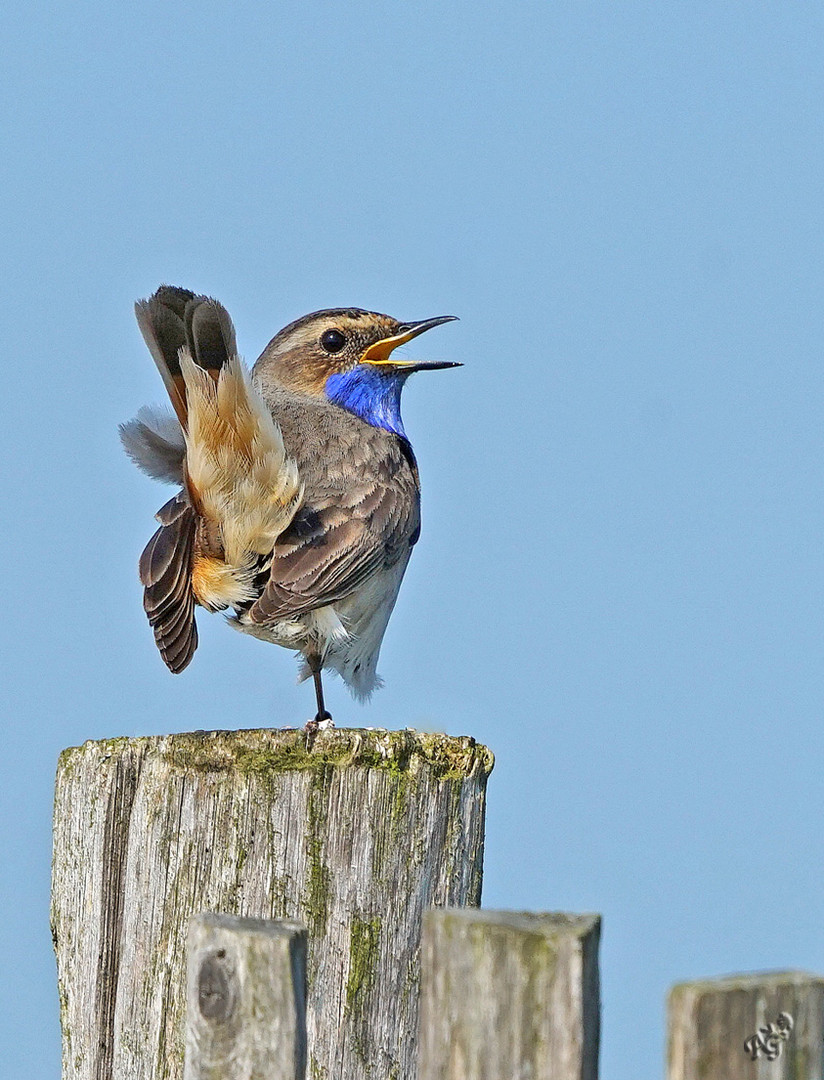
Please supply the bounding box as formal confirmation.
[303,712,334,747]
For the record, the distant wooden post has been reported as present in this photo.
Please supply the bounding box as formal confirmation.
[417,909,601,1080]
[51,728,492,1080]
[668,971,824,1080]
[184,913,306,1080]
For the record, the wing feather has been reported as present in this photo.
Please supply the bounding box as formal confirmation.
[139,492,198,673]
[248,451,419,624]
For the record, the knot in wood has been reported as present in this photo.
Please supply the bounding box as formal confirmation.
[198,950,235,1022]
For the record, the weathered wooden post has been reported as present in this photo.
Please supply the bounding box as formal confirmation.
[417,909,601,1080]
[667,970,824,1080]
[51,727,492,1080]
[184,913,306,1080]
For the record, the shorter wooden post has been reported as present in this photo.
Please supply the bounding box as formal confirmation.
[668,970,824,1080]
[417,909,600,1080]
[184,913,307,1080]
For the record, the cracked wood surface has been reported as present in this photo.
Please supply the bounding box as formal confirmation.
[51,728,492,1080]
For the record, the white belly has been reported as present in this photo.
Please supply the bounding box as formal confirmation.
[232,552,412,700]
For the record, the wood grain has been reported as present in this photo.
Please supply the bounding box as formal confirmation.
[183,913,306,1080]
[668,970,824,1080]
[51,728,492,1080]
[417,908,601,1080]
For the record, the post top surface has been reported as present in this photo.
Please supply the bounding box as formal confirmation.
[425,907,601,940]
[190,911,307,939]
[669,970,824,998]
[59,727,494,781]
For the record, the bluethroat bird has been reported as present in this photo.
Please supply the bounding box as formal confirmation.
[121,285,459,724]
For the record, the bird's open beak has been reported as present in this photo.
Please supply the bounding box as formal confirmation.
[361,315,462,371]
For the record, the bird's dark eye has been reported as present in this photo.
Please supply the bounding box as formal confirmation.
[321,328,347,353]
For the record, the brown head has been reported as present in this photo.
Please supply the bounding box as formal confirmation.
[252,307,459,396]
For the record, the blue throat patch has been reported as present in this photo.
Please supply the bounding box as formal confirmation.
[325,365,411,438]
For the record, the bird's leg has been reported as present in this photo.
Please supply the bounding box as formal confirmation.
[306,654,333,729]
[312,669,332,724]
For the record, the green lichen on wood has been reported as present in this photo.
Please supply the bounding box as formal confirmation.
[367,770,417,889]
[56,982,70,1055]
[309,1057,328,1080]
[345,916,382,1017]
[304,762,333,936]
[345,916,383,1063]
[154,727,493,783]
[793,1048,811,1080]
[670,971,821,994]
[234,839,248,877]
[59,737,127,765]
[387,767,413,837]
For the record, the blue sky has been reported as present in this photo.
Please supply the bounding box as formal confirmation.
[2,2,824,1076]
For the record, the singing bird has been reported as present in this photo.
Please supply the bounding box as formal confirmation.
[120,285,459,723]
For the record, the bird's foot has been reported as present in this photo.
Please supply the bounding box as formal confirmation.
[303,712,334,743]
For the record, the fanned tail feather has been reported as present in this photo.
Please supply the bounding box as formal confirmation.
[133,285,237,427]
[126,284,304,671]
